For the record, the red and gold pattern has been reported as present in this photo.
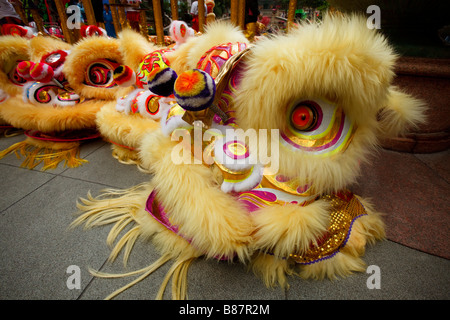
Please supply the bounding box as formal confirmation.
[84,59,120,88]
[197,42,248,79]
[136,49,173,88]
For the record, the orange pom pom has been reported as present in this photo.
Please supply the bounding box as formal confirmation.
[174,69,215,111]
[174,70,203,96]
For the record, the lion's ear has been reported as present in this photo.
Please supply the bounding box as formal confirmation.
[377,86,428,138]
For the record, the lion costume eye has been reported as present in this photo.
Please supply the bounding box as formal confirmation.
[84,59,119,88]
[281,98,356,157]
[290,101,320,131]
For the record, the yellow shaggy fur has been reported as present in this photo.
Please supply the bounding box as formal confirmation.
[1,96,103,132]
[0,35,30,97]
[73,15,427,299]
[0,35,30,127]
[93,30,161,165]
[96,100,161,164]
[28,35,71,61]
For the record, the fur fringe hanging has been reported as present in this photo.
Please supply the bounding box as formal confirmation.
[109,143,153,174]
[0,140,87,170]
[71,183,199,300]
[110,143,141,166]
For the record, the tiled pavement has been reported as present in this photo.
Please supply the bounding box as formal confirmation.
[0,133,449,301]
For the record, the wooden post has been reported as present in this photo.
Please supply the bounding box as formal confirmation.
[230,0,238,26]
[81,0,97,26]
[139,9,147,37]
[238,0,245,30]
[170,0,179,21]
[109,0,122,34]
[30,7,45,34]
[54,0,76,44]
[287,0,297,32]
[198,0,205,33]
[11,2,28,25]
[117,5,129,29]
[152,0,164,46]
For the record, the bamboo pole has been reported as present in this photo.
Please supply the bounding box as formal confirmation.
[152,0,164,46]
[287,0,297,32]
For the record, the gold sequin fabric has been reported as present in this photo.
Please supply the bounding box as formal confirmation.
[289,190,367,265]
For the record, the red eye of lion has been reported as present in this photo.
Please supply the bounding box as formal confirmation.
[291,102,318,131]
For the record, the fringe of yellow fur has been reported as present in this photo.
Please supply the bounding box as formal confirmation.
[71,183,196,300]
[0,139,87,170]
[110,144,152,174]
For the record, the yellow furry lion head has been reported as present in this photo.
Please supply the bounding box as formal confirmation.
[0,35,30,99]
[229,14,427,195]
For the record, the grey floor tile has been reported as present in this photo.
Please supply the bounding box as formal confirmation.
[0,176,112,299]
[79,242,285,300]
[62,143,150,189]
[78,238,173,300]
[78,139,107,159]
[286,240,450,300]
[185,259,285,300]
[0,164,55,212]
[415,149,450,184]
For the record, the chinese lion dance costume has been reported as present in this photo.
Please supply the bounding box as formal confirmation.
[0,33,125,170]
[73,15,427,299]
